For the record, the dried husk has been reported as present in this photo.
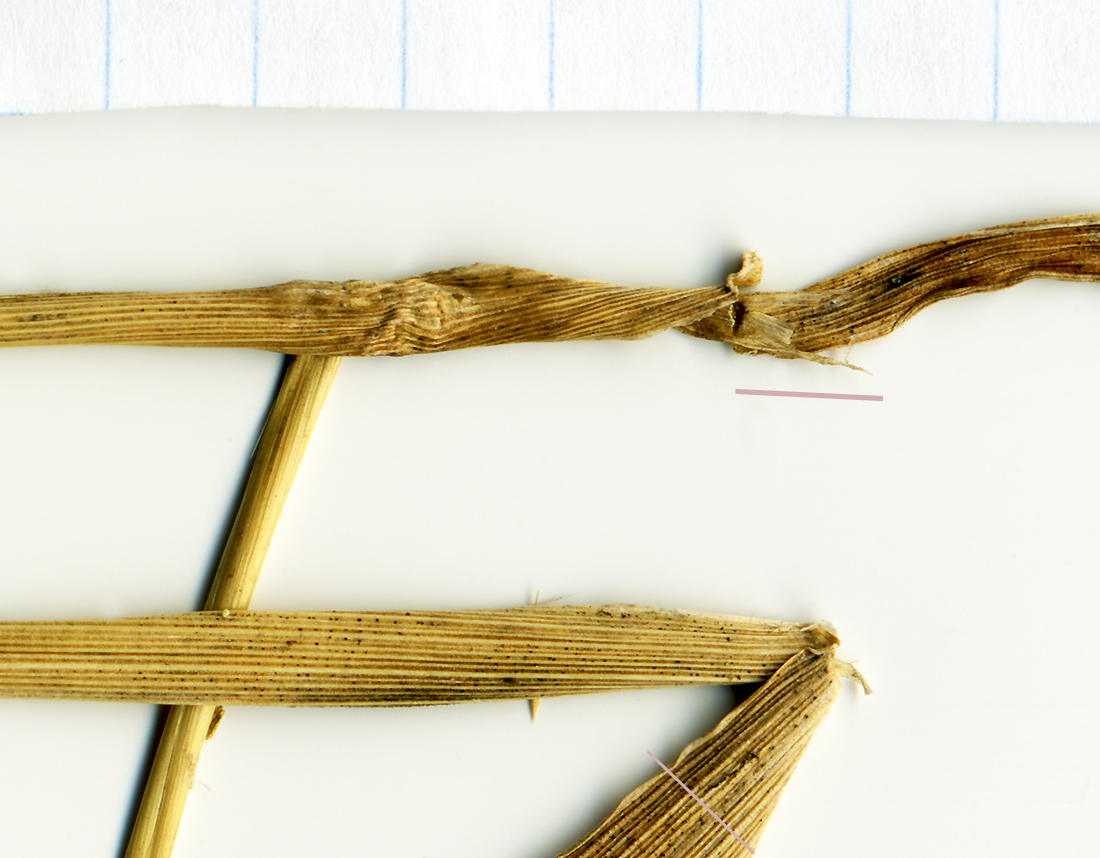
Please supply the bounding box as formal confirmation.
[681,214,1100,364]
[2,215,1098,364]
[559,647,867,858]
[0,264,748,354]
[0,606,837,706]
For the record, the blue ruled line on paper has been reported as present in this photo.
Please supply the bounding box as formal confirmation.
[992,0,1000,120]
[400,0,408,109]
[843,0,852,115]
[695,0,703,110]
[104,0,112,110]
[548,0,556,110]
[251,0,259,106]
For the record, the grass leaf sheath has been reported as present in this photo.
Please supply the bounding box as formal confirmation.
[3,216,1098,364]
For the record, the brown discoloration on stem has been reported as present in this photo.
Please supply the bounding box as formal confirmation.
[0,607,835,706]
[205,706,225,740]
[680,215,1100,364]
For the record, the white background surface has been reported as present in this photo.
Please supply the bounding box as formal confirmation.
[1,108,1099,856]
[5,1,1100,120]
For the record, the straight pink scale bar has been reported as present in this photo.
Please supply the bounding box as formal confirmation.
[646,751,754,853]
[736,388,883,402]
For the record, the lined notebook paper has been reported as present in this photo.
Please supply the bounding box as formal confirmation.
[2,0,1098,121]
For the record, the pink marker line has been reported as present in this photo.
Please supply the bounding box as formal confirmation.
[646,751,755,854]
[736,388,883,401]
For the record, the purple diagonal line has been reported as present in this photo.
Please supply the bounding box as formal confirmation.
[736,388,882,401]
[647,751,755,854]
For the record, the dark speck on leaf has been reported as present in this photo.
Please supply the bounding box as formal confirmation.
[887,271,920,289]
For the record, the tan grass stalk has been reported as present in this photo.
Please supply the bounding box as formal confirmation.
[680,214,1100,365]
[559,647,868,858]
[2,216,1098,364]
[0,607,835,706]
[0,262,755,354]
[123,354,341,858]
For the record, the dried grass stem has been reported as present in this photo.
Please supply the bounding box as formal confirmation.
[0,607,834,706]
[3,216,1098,366]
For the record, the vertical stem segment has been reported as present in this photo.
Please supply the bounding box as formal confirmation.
[123,355,342,858]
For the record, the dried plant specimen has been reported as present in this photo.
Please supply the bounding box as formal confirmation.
[125,354,340,858]
[558,646,868,858]
[0,263,755,354]
[681,214,1100,363]
[1,215,1097,365]
[0,606,837,706]
[0,208,987,856]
